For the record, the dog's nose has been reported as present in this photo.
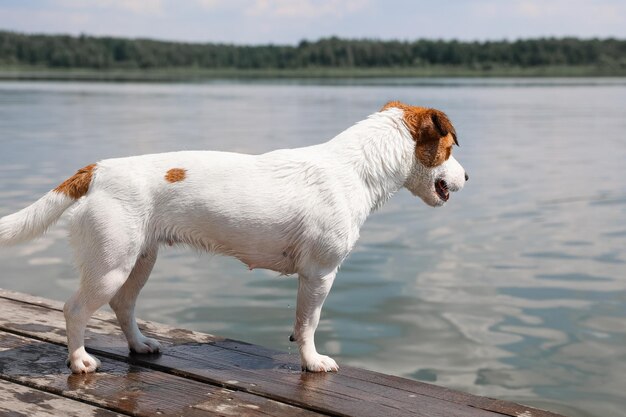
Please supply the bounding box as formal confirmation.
[464,172,469,182]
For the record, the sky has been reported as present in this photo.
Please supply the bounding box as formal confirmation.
[0,0,624,44]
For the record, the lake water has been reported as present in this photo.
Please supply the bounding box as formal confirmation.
[1,79,625,417]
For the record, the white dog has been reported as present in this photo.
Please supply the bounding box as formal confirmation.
[0,101,467,374]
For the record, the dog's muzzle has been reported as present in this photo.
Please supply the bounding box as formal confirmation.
[435,171,468,202]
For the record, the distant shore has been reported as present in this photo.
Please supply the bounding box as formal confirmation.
[2,32,624,80]
[0,65,624,82]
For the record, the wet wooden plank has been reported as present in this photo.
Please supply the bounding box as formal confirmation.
[0,289,566,417]
[0,330,323,417]
[0,379,123,417]
[0,295,497,417]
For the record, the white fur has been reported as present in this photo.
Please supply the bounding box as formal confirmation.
[0,191,74,245]
[0,107,465,373]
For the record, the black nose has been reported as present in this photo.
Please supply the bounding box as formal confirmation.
[464,172,469,181]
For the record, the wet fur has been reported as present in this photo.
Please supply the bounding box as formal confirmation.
[0,103,467,373]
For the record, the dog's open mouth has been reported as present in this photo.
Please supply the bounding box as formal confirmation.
[435,179,450,202]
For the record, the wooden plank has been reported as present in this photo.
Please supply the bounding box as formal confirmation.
[0,295,497,417]
[0,379,123,417]
[0,289,566,417]
[164,337,561,417]
[0,330,323,417]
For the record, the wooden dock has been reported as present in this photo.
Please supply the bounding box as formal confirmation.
[0,289,566,417]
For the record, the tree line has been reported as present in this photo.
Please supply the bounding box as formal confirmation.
[0,31,624,70]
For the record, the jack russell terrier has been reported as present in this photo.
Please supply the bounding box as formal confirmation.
[0,101,467,373]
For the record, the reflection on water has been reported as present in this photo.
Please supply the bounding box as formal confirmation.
[1,79,625,417]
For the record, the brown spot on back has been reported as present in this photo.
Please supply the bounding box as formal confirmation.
[54,164,96,199]
[381,101,458,168]
[165,168,186,183]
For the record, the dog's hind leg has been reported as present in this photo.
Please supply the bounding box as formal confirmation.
[64,264,135,373]
[109,243,161,354]
[292,270,339,372]
[64,198,142,373]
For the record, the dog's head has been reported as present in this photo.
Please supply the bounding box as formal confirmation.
[382,101,467,207]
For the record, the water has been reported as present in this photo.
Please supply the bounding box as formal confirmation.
[1,79,625,417]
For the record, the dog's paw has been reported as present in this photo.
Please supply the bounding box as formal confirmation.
[67,349,101,374]
[302,354,339,372]
[129,336,162,354]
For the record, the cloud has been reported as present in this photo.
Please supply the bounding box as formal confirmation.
[193,0,222,9]
[247,0,369,18]
[54,0,164,15]
[0,0,623,43]
[465,0,625,39]
[517,1,542,18]
[471,0,624,22]
[0,8,90,34]
[187,0,370,19]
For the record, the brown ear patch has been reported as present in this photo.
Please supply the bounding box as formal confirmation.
[165,168,186,183]
[381,101,457,168]
[416,133,455,168]
[54,164,97,199]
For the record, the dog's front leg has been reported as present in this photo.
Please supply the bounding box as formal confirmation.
[292,270,338,372]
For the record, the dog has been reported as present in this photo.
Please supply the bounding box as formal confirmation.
[0,101,467,373]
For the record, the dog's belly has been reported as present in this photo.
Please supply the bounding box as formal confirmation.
[155,196,354,276]
[163,223,299,274]
[236,250,298,274]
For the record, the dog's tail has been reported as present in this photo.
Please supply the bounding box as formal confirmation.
[0,164,96,246]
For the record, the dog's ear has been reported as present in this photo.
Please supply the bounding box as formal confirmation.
[412,109,458,167]
[386,103,458,147]
[428,110,459,146]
